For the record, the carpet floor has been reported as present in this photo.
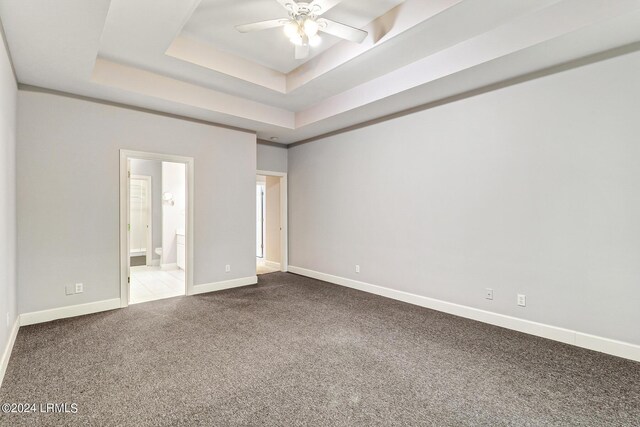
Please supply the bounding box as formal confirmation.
[1,272,638,426]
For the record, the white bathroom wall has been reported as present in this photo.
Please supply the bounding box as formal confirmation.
[130,159,162,261]
[129,177,150,255]
[161,162,186,266]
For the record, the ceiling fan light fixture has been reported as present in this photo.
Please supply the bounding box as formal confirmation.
[283,20,299,38]
[236,0,369,59]
[289,33,304,46]
[303,18,319,37]
[282,21,300,38]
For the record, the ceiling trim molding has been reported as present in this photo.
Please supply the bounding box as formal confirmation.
[17,84,258,136]
[16,41,640,150]
[91,58,295,129]
[257,139,288,148]
[289,41,640,148]
[166,35,288,94]
[294,0,638,130]
[0,15,18,85]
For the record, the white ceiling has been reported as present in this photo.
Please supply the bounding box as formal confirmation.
[2,0,640,144]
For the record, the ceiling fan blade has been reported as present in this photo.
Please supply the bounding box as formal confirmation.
[295,44,310,60]
[309,0,342,15]
[275,0,298,14]
[318,19,368,43]
[235,19,287,33]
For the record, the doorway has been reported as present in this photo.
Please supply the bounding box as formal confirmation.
[256,179,265,259]
[120,150,195,307]
[256,170,288,275]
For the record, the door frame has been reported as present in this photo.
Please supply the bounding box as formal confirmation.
[130,174,153,264]
[256,181,265,258]
[256,170,288,272]
[120,150,195,307]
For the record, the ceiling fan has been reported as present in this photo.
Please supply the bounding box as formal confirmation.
[235,0,368,60]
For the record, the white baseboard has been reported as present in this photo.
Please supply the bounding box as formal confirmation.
[288,266,640,363]
[192,276,258,295]
[19,298,122,327]
[264,260,281,270]
[573,333,640,361]
[0,318,19,388]
[161,263,178,271]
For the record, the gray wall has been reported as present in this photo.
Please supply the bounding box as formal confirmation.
[257,142,287,173]
[0,27,17,364]
[129,159,162,261]
[17,90,256,314]
[288,50,640,345]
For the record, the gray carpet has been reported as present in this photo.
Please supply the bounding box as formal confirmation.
[1,272,638,426]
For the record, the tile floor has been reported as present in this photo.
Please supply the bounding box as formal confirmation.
[256,258,279,275]
[130,266,185,304]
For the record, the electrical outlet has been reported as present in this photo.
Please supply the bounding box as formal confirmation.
[225,265,231,273]
[75,283,84,293]
[485,288,493,300]
[517,294,526,307]
[355,265,360,273]
[65,284,75,295]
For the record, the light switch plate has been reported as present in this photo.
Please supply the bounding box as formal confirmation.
[517,294,526,307]
[485,288,493,300]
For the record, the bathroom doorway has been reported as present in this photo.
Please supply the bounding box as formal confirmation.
[256,170,288,275]
[120,150,194,307]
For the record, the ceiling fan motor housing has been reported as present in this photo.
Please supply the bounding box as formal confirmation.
[283,2,324,48]
[235,0,369,58]
[284,2,322,17]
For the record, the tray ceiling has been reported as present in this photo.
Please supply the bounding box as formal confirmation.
[2,0,640,144]
[182,0,404,73]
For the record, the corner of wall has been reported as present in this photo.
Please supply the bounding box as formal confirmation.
[0,14,19,388]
